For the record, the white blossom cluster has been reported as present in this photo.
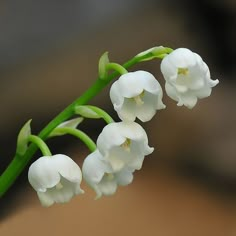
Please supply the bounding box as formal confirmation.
[28,48,219,206]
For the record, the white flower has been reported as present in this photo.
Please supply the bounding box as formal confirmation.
[110,70,165,122]
[82,150,134,198]
[28,154,84,207]
[160,48,219,108]
[96,122,154,172]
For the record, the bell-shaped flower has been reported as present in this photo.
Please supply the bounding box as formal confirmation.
[160,48,219,108]
[96,122,154,172]
[28,154,84,207]
[82,150,134,198]
[110,70,166,122]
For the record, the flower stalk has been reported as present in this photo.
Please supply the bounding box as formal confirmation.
[51,127,97,152]
[105,63,128,75]
[28,135,52,156]
[0,46,173,197]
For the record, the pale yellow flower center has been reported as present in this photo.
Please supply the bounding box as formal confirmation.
[121,138,131,152]
[132,91,145,105]
[55,182,63,190]
[105,173,114,180]
[178,68,189,76]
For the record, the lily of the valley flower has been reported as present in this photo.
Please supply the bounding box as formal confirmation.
[160,48,219,108]
[82,150,134,198]
[28,154,84,207]
[110,70,165,122]
[96,122,154,172]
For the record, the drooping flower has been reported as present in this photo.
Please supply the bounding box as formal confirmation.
[82,150,134,198]
[160,48,219,108]
[110,70,165,122]
[96,122,154,172]
[28,154,84,207]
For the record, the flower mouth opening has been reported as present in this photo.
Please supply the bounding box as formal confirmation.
[178,68,189,76]
[120,138,131,152]
[55,182,63,190]
[104,173,114,180]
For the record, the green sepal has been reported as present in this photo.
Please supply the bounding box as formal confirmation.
[16,119,32,156]
[135,46,173,61]
[48,117,84,137]
[98,51,110,80]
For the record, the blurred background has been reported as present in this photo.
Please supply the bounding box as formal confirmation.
[0,0,236,235]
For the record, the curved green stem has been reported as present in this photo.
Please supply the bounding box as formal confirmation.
[0,46,172,197]
[106,63,128,75]
[54,127,96,152]
[28,135,52,156]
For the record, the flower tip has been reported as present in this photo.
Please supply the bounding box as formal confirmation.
[160,103,166,109]
[186,105,194,109]
[41,202,54,208]
[212,79,219,86]
[148,147,154,155]
[77,188,85,195]
[177,101,183,107]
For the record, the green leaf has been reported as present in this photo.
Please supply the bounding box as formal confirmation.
[16,119,32,156]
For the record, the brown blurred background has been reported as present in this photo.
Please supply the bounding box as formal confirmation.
[0,0,236,235]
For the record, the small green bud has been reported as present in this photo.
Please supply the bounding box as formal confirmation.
[135,46,173,61]
[74,105,114,124]
[74,106,101,119]
[49,117,84,137]
[98,51,110,80]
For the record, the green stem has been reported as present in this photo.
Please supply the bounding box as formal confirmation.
[106,63,128,75]
[86,105,114,124]
[0,46,172,197]
[28,135,52,156]
[54,127,96,152]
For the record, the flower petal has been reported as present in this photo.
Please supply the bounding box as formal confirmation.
[136,92,165,122]
[116,168,134,186]
[168,48,197,68]
[82,150,112,185]
[37,191,55,207]
[46,178,79,204]
[51,154,82,183]
[160,57,178,81]
[110,81,125,109]
[28,156,61,191]
[112,71,146,98]
[180,94,198,109]
[116,98,137,122]
[165,82,180,103]
[97,177,117,197]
